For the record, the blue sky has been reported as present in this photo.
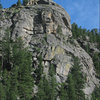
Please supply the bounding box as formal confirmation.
[1,0,99,30]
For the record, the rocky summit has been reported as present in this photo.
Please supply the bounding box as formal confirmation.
[0,0,100,100]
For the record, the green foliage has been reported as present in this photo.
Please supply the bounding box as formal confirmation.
[48,64,57,100]
[35,63,57,100]
[57,25,62,35]
[44,34,47,42]
[72,23,79,38]
[17,0,21,6]
[59,57,86,100]
[0,29,34,100]
[2,69,11,100]
[92,87,100,100]
[71,57,86,100]
[36,76,50,100]
[0,60,2,77]
[0,82,6,100]
[72,23,100,78]
[1,22,100,100]
[23,0,28,6]
[18,50,34,100]
[72,23,100,100]
[0,4,2,9]
[84,43,90,54]
[67,73,76,100]
[9,66,18,100]
[72,23,100,45]
[12,39,34,100]
[92,52,100,77]
[34,55,43,84]
[59,83,68,100]
[0,0,2,9]
[2,28,11,70]
[72,23,100,75]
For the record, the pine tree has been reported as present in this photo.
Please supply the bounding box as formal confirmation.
[35,64,57,100]
[59,83,68,100]
[2,28,11,70]
[0,61,6,100]
[72,23,79,38]
[23,0,28,6]
[0,59,2,78]
[11,38,24,66]
[43,76,51,100]
[71,57,86,100]
[67,74,76,100]
[0,29,11,100]
[34,55,43,84]
[2,69,11,100]
[1,30,34,100]
[35,56,50,100]
[92,87,100,100]
[18,46,34,100]
[93,52,100,77]
[0,0,2,9]
[85,43,90,53]
[9,66,19,100]
[48,64,57,100]
[0,82,6,100]
[36,76,48,100]
[17,0,21,6]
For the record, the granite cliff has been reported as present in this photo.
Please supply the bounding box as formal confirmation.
[0,0,99,99]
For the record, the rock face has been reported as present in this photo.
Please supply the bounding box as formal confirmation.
[0,1,99,99]
[27,0,53,5]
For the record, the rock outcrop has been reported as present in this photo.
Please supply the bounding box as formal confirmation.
[27,0,53,5]
[0,0,99,99]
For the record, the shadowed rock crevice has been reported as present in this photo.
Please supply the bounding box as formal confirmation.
[62,17,69,28]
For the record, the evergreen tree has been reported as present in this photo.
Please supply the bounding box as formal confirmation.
[36,76,49,100]
[0,0,2,9]
[57,25,62,35]
[0,29,11,100]
[43,76,51,100]
[92,87,100,100]
[85,43,90,53]
[59,83,68,100]
[71,22,100,100]
[35,63,57,100]
[34,55,43,84]
[35,56,50,100]
[1,31,34,100]
[2,69,11,100]
[93,52,100,77]
[0,60,6,100]
[0,82,6,100]
[0,28,34,100]
[17,0,21,6]
[17,45,34,100]
[0,59,2,78]
[48,64,57,100]
[67,74,76,100]
[23,0,28,6]
[11,38,24,66]
[2,28,11,70]
[72,57,86,100]
[9,66,19,100]
[72,23,79,38]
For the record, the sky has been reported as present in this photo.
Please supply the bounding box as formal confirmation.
[0,0,99,30]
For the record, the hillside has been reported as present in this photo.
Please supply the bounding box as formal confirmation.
[0,0,100,100]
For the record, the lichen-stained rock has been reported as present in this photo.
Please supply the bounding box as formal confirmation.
[0,1,99,99]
